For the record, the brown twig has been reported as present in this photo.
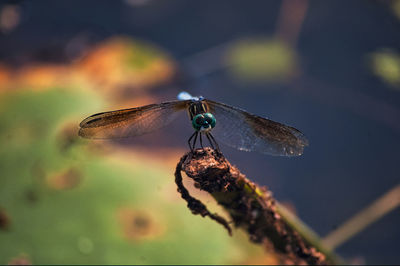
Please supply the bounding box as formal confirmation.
[175,148,336,265]
[174,152,232,235]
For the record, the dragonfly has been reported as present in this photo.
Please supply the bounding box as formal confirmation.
[79,92,308,156]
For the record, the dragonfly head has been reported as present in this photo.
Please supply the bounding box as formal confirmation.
[192,113,216,132]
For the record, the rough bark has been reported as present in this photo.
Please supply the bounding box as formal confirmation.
[175,148,333,265]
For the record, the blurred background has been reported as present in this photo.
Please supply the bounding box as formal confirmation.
[0,0,399,264]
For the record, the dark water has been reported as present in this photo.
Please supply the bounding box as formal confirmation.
[1,0,399,264]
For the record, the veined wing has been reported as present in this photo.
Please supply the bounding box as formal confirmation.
[205,100,308,156]
[79,100,189,139]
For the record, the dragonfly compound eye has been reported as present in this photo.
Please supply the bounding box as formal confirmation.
[204,113,216,128]
[192,114,205,131]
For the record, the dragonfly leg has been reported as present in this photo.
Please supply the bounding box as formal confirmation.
[199,133,204,148]
[208,133,220,151]
[205,133,215,150]
[192,131,198,150]
[187,131,196,152]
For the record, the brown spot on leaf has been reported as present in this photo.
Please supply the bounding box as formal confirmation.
[118,208,164,241]
[0,208,10,230]
[47,168,82,190]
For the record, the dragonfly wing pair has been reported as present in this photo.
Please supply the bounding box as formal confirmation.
[79,98,308,156]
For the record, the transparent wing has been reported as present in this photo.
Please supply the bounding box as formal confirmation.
[205,100,309,156]
[79,100,189,139]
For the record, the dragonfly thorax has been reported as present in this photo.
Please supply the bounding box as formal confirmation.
[188,100,208,119]
[192,113,216,132]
